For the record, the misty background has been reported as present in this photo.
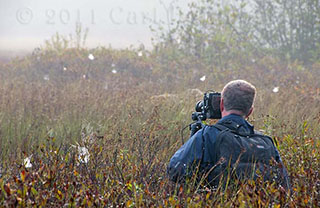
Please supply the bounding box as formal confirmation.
[0,0,191,58]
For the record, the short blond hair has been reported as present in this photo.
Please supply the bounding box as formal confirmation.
[221,80,256,115]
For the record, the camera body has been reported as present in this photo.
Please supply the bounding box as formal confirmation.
[192,92,222,121]
[189,91,222,136]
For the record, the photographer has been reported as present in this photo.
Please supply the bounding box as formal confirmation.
[167,80,290,190]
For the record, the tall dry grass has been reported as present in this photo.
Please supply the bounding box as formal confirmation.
[0,45,319,207]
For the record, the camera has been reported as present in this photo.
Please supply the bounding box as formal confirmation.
[192,92,222,121]
[189,92,221,137]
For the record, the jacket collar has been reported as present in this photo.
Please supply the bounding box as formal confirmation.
[218,114,254,134]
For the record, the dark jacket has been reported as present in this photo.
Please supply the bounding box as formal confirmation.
[167,114,290,188]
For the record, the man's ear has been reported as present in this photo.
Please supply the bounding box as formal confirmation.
[220,98,224,113]
[246,107,254,118]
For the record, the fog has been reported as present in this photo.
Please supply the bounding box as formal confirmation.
[0,0,190,57]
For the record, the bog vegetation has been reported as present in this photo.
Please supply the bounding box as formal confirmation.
[0,0,319,207]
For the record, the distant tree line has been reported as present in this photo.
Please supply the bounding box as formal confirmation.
[154,0,320,65]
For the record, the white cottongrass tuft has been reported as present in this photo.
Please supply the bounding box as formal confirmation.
[43,75,50,81]
[78,146,90,164]
[138,51,143,57]
[88,54,95,60]
[200,75,206,82]
[72,144,90,164]
[273,87,279,93]
[112,69,117,74]
[23,155,32,168]
[63,67,67,71]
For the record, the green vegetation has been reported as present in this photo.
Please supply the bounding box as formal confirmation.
[1,0,320,206]
[154,0,320,64]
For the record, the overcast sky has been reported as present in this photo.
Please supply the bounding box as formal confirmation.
[0,0,191,53]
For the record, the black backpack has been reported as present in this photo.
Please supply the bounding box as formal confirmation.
[203,120,288,188]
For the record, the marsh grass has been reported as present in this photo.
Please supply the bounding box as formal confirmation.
[0,43,319,207]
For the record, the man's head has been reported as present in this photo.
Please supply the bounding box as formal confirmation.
[220,80,256,118]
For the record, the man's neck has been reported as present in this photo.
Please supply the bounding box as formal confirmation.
[221,110,245,118]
